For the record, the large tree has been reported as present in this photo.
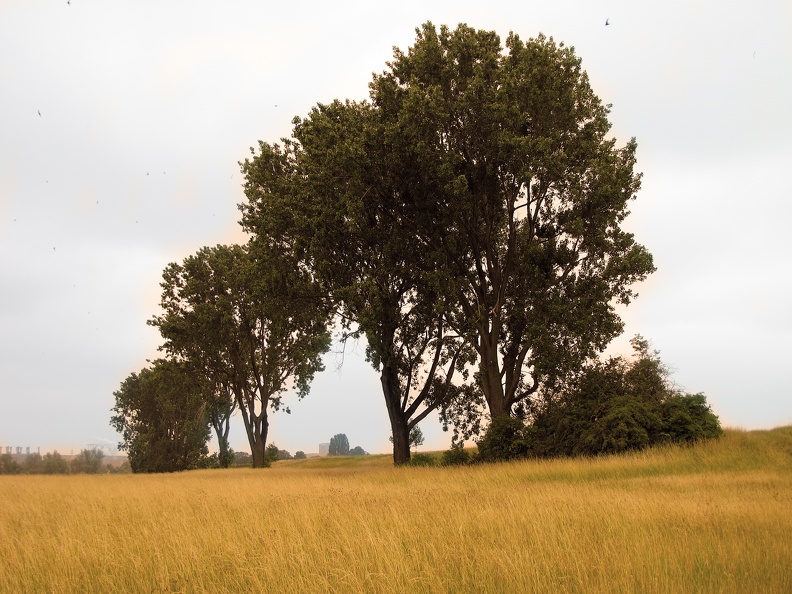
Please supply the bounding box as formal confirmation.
[110,358,211,473]
[149,243,332,468]
[366,23,655,419]
[240,101,472,464]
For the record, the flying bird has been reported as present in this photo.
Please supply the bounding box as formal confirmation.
[605,18,610,26]
[38,110,41,117]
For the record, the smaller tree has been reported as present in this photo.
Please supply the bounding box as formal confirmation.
[24,453,44,474]
[42,451,69,474]
[233,451,252,467]
[264,443,279,465]
[70,449,105,474]
[294,451,307,459]
[328,434,350,456]
[110,359,211,473]
[0,454,21,475]
[349,446,368,456]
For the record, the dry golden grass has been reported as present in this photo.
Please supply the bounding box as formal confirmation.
[2,427,791,593]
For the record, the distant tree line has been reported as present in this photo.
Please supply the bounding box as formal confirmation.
[0,449,130,475]
[110,22,721,472]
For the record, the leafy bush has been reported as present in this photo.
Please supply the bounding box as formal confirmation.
[409,452,436,466]
[0,454,21,475]
[441,446,471,466]
[476,416,533,462]
[70,449,105,474]
[661,393,723,443]
[349,446,368,456]
[232,451,252,467]
[42,451,69,474]
[265,443,280,464]
[294,451,307,459]
[530,336,723,458]
[577,397,661,455]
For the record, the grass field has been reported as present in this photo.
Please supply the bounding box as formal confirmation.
[2,427,791,593]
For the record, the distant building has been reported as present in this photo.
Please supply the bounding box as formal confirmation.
[318,443,330,456]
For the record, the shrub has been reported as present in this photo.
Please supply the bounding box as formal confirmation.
[232,451,252,467]
[661,393,723,443]
[70,449,104,474]
[294,451,307,459]
[577,398,661,455]
[441,446,471,466]
[42,451,69,474]
[409,452,436,466]
[530,336,723,458]
[477,416,533,462]
[0,454,21,475]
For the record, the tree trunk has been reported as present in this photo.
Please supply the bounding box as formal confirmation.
[381,365,411,465]
[247,412,269,468]
[211,413,232,468]
[479,340,512,418]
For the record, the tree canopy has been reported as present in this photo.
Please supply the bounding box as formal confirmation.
[149,243,332,468]
[240,22,655,466]
[110,358,211,473]
[328,433,350,456]
[240,100,472,465]
[365,23,656,420]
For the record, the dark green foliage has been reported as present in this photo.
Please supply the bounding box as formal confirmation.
[409,452,436,466]
[232,451,252,467]
[367,22,655,423]
[264,443,279,465]
[110,359,211,473]
[349,446,368,456]
[0,454,21,475]
[70,449,105,474]
[530,336,722,458]
[42,451,69,474]
[661,393,723,443]
[441,446,471,466]
[150,243,332,468]
[240,97,472,466]
[328,434,350,456]
[476,416,534,462]
[23,453,43,474]
[294,451,307,459]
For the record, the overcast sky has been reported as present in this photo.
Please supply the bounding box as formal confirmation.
[1,0,790,457]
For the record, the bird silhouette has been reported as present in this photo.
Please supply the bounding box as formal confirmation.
[38,110,41,117]
[605,18,610,26]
